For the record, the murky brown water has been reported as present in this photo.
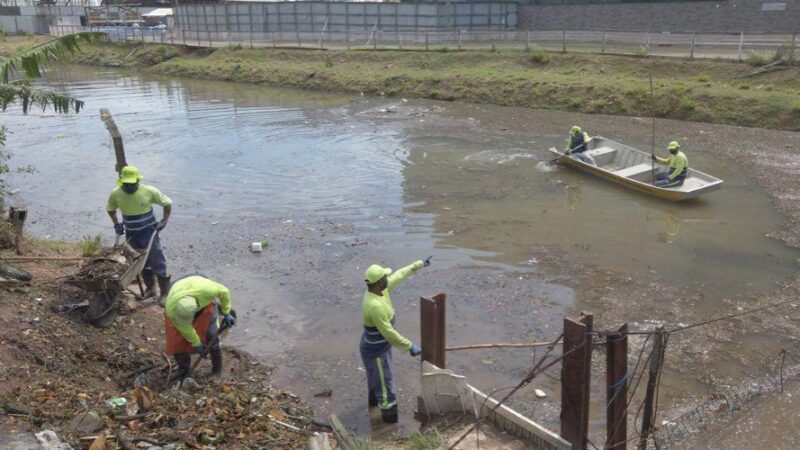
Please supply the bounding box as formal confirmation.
[4,66,799,441]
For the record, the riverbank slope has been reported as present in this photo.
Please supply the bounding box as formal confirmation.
[3,37,799,131]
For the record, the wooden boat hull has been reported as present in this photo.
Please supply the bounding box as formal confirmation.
[549,137,722,202]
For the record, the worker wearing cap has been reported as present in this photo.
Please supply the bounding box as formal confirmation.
[565,126,595,165]
[164,275,236,379]
[106,165,172,304]
[652,141,689,187]
[360,257,431,423]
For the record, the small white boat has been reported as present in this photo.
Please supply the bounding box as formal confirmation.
[549,136,723,201]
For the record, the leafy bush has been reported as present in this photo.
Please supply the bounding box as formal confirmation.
[528,50,550,65]
[79,234,102,257]
[745,51,769,67]
[696,74,709,83]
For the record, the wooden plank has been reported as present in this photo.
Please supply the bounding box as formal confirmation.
[99,108,126,174]
[606,323,628,450]
[578,312,593,444]
[420,293,446,368]
[560,317,588,450]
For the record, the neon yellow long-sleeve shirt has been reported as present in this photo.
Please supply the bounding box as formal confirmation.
[165,276,232,346]
[655,150,689,180]
[362,260,424,351]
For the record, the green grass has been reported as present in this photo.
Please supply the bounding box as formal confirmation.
[78,234,102,257]
[409,428,444,450]
[6,37,793,131]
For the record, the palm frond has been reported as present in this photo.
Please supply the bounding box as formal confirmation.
[0,32,105,84]
[0,83,84,114]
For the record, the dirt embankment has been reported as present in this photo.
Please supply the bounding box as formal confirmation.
[0,239,316,448]
[4,36,797,131]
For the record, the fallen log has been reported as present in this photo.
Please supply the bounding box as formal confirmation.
[0,260,33,282]
[446,341,560,351]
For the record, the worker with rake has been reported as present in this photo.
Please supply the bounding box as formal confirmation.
[164,275,237,380]
[106,165,172,304]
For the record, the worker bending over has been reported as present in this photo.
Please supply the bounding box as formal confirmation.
[165,275,236,380]
[360,257,431,423]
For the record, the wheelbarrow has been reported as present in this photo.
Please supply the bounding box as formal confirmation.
[62,231,159,327]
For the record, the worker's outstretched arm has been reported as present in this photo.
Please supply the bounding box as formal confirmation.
[655,155,669,165]
[387,260,424,292]
[370,306,412,351]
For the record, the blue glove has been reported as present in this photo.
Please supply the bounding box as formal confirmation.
[156,219,168,231]
[222,313,236,328]
[114,223,124,235]
[409,343,421,357]
[194,344,206,355]
[423,255,433,267]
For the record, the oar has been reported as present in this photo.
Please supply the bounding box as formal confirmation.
[548,142,586,165]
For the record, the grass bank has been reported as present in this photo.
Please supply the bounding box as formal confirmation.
[5,37,800,130]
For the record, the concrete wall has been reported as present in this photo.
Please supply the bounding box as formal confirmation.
[175,1,518,33]
[519,0,800,33]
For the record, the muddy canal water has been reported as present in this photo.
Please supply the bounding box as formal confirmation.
[4,66,799,440]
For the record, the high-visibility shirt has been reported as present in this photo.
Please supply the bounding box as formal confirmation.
[106,184,171,216]
[165,276,232,346]
[566,131,591,153]
[655,150,689,180]
[362,260,423,351]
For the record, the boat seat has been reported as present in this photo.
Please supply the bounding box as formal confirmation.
[614,163,653,180]
[585,146,617,166]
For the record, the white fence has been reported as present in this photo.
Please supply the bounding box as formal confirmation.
[50,25,798,63]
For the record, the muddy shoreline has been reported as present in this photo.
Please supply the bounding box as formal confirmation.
[1,61,799,447]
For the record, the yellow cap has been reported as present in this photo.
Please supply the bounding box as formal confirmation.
[364,264,392,284]
[667,141,681,150]
[570,126,581,134]
[117,165,144,186]
[174,296,197,322]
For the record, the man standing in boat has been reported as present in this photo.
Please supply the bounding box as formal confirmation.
[106,165,172,304]
[565,126,595,165]
[652,141,689,187]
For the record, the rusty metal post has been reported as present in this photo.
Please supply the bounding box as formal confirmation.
[420,293,446,368]
[99,108,126,174]
[639,327,665,450]
[560,313,593,450]
[606,323,628,450]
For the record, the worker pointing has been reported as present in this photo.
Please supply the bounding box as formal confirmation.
[360,256,431,424]
[106,165,172,304]
[164,275,236,380]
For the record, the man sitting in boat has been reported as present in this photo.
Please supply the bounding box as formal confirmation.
[652,141,688,188]
[565,126,596,165]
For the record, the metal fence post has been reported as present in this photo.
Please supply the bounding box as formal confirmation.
[456,29,461,50]
[606,323,628,450]
[491,32,495,51]
[373,29,377,50]
[420,293,446,369]
[689,32,696,60]
[602,30,606,54]
[346,28,350,50]
[737,32,744,62]
[562,29,567,53]
[561,313,593,450]
[645,32,651,58]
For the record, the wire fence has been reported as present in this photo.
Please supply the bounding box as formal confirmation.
[50,25,799,63]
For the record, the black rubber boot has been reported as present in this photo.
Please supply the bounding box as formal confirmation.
[210,347,223,377]
[368,391,378,408]
[157,275,171,307]
[173,353,191,381]
[142,273,157,299]
[381,405,398,423]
